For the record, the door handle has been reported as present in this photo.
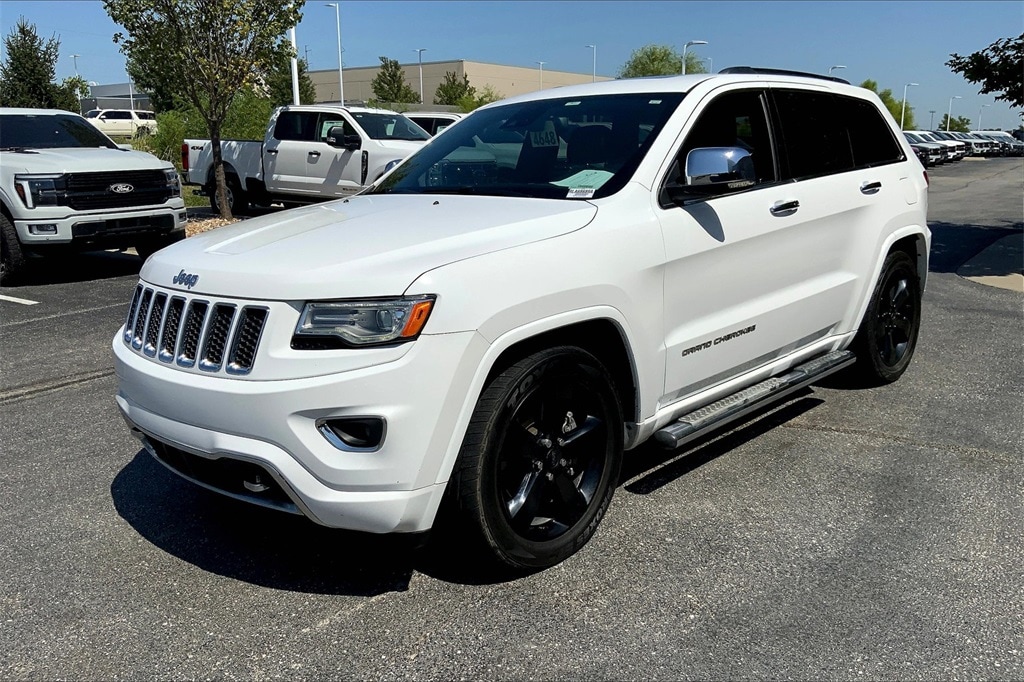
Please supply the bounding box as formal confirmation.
[265,149,278,155]
[860,181,882,194]
[308,151,321,158]
[769,199,799,216]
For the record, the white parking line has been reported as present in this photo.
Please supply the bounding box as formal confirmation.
[0,293,40,305]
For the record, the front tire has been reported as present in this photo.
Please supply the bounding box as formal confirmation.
[443,347,623,571]
[0,213,26,286]
[849,250,922,385]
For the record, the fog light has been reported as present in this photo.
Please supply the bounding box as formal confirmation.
[28,224,58,235]
[178,212,187,221]
[318,417,386,452]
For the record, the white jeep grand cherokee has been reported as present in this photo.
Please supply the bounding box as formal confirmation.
[113,68,929,571]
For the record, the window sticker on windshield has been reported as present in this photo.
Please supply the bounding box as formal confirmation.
[529,120,559,148]
[551,169,614,190]
[566,187,596,199]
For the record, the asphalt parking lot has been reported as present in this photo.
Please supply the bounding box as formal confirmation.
[1,158,1021,680]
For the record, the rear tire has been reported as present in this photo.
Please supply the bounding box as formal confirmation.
[209,176,248,215]
[441,346,623,571]
[848,250,922,385]
[0,213,26,286]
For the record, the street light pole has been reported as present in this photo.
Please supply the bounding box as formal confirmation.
[900,82,918,130]
[946,95,962,131]
[828,64,846,76]
[414,48,427,103]
[537,61,545,89]
[72,54,80,76]
[978,103,991,130]
[681,40,707,75]
[703,56,712,73]
[586,45,596,82]
[929,110,936,129]
[325,3,344,104]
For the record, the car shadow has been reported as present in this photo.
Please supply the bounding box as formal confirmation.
[928,219,1022,275]
[620,393,823,495]
[6,249,143,287]
[111,451,418,595]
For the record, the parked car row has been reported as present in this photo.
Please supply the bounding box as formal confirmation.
[903,129,1023,167]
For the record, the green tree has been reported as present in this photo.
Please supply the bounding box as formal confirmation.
[618,44,706,79]
[104,0,304,219]
[0,17,84,111]
[456,84,502,113]
[371,56,420,104]
[434,71,474,106]
[268,54,317,107]
[938,114,972,133]
[860,79,916,130]
[947,34,1023,110]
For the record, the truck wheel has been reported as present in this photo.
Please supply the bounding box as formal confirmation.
[136,232,185,261]
[0,213,26,286]
[443,346,623,571]
[209,177,248,215]
[848,250,922,385]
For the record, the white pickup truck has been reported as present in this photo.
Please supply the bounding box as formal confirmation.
[1,107,186,285]
[182,104,430,213]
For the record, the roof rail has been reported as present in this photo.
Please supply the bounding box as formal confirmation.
[719,66,850,85]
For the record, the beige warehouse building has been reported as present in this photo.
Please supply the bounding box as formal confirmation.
[309,59,613,106]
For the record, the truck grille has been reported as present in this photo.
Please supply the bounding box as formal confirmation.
[65,170,173,210]
[123,284,268,375]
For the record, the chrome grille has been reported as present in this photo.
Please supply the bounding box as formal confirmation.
[123,284,268,375]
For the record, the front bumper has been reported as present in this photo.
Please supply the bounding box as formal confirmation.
[15,201,187,249]
[113,327,481,533]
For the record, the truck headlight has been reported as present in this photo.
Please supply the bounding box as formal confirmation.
[13,174,65,208]
[294,295,436,348]
[164,169,181,197]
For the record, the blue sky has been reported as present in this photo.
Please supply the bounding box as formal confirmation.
[1,0,1021,130]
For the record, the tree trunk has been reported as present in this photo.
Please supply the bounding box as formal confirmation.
[209,121,232,220]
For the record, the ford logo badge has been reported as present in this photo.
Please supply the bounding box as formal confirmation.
[109,183,134,194]
[172,269,199,289]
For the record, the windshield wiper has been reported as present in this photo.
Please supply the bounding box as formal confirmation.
[0,146,34,152]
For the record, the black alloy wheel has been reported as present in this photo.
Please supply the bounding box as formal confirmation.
[445,346,623,571]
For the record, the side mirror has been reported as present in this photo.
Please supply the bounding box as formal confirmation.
[326,126,362,151]
[665,146,757,203]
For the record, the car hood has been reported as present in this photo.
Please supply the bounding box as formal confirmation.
[142,194,597,300]
[373,139,425,157]
[0,147,171,174]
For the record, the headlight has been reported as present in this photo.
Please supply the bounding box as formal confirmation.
[294,295,436,348]
[164,168,181,197]
[13,174,65,208]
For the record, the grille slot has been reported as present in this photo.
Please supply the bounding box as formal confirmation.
[159,297,185,363]
[199,304,236,372]
[132,289,153,349]
[144,292,167,357]
[177,301,209,367]
[227,307,268,375]
[123,284,269,375]
[124,284,143,343]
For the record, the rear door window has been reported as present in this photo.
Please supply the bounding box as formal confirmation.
[842,96,904,167]
[273,111,318,141]
[772,89,854,179]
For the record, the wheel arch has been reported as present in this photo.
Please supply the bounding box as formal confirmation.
[430,310,641,491]
[850,226,930,336]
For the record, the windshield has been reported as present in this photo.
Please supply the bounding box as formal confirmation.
[351,112,430,141]
[0,113,118,150]
[368,92,685,200]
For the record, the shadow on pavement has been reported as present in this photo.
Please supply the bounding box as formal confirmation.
[4,249,143,287]
[111,451,418,595]
[928,219,1022,275]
